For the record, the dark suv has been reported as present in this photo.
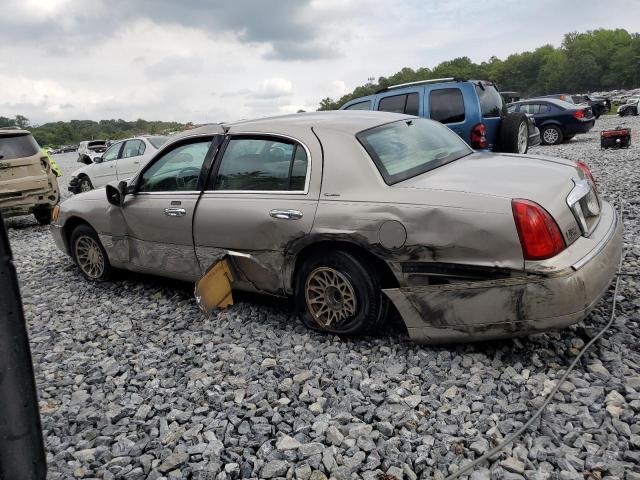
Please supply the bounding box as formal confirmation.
[340,78,540,154]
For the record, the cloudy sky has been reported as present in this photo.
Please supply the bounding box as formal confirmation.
[1,0,639,125]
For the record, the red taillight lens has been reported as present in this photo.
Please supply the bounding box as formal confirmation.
[576,160,597,190]
[470,123,487,149]
[573,109,585,119]
[512,199,566,260]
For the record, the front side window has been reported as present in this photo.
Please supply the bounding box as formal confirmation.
[357,118,472,185]
[345,101,372,111]
[213,137,308,192]
[378,93,419,116]
[0,134,39,160]
[429,88,465,124]
[102,143,122,162]
[138,140,211,192]
[122,140,145,158]
[520,104,541,114]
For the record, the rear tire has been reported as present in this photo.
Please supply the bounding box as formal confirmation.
[541,125,563,145]
[295,250,387,336]
[498,112,529,154]
[33,207,52,225]
[70,224,113,281]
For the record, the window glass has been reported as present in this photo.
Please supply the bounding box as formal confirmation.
[507,105,517,113]
[474,84,504,118]
[0,134,39,160]
[213,138,308,191]
[148,136,168,149]
[345,101,371,111]
[139,140,211,192]
[521,104,542,114]
[429,88,465,123]
[378,95,406,113]
[405,93,419,116]
[357,118,472,185]
[539,104,550,114]
[102,143,121,162]
[122,140,144,158]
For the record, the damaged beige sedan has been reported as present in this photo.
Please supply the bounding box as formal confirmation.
[50,111,622,343]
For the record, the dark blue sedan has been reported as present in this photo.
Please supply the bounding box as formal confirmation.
[507,98,595,145]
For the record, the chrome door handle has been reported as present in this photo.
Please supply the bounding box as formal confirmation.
[164,207,186,217]
[270,209,303,220]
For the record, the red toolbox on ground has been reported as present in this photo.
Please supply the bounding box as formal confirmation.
[601,127,631,149]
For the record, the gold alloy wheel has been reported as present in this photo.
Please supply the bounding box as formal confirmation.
[305,267,357,327]
[74,235,105,279]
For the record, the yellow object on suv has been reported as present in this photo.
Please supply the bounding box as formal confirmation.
[0,128,60,224]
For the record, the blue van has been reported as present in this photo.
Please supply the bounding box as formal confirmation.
[340,78,539,154]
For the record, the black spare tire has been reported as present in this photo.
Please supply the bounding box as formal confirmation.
[498,112,529,154]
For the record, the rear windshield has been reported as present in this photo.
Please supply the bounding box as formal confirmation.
[0,134,40,160]
[474,84,505,118]
[148,136,169,148]
[357,118,472,185]
[88,141,106,147]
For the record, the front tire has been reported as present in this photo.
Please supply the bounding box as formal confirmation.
[541,125,563,145]
[70,224,112,281]
[295,250,387,336]
[499,112,529,154]
[78,176,93,192]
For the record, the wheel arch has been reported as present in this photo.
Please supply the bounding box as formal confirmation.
[61,216,94,255]
[287,239,400,295]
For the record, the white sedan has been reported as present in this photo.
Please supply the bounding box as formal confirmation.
[68,135,167,193]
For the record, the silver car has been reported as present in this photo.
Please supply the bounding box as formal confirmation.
[51,112,622,343]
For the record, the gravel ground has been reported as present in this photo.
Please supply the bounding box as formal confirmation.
[4,116,640,480]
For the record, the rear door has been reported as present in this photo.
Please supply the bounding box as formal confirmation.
[193,133,321,294]
[425,86,469,141]
[92,142,122,187]
[116,139,146,180]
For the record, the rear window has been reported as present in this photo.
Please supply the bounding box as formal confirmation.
[88,141,106,147]
[344,101,372,111]
[148,136,168,148]
[474,84,505,118]
[357,118,472,185]
[378,93,419,116]
[0,134,39,160]
[429,88,465,124]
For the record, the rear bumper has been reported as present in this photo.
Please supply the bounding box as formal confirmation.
[0,188,59,217]
[383,201,622,344]
[567,119,595,135]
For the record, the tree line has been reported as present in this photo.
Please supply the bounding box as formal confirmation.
[0,116,186,148]
[318,28,640,110]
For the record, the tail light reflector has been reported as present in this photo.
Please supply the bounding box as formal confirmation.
[512,199,566,260]
[573,109,585,119]
[470,123,487,149]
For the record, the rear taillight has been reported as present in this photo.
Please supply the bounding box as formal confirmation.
[512,199,566,260]
[40,156,50,172]
[470,123,487,149]
[576,161,597,190]
[573,109,585,119]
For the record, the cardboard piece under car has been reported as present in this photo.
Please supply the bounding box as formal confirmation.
[195,257,235,312]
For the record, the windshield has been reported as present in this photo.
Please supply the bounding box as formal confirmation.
[357,118,472,185]
[148,136,169,148]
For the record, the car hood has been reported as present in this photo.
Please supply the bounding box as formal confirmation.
[396,152,580,201]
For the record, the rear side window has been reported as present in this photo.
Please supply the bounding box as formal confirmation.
[378,93,420,116]
[429,89,465,123]
[0,134,39,160]
[474,84,504,118]
[213,137,308,192]
[122,140,145,158]
[345,101,371,111]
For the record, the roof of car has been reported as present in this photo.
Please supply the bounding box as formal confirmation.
[225,111,414,135]
[0,128,30,136]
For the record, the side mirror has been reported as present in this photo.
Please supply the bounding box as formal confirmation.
[93,156,103,164]
[106,181,128,207]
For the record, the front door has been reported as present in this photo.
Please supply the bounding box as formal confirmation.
[120,137,214,281]
[193,134,321,294]
[92,142,122,187]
